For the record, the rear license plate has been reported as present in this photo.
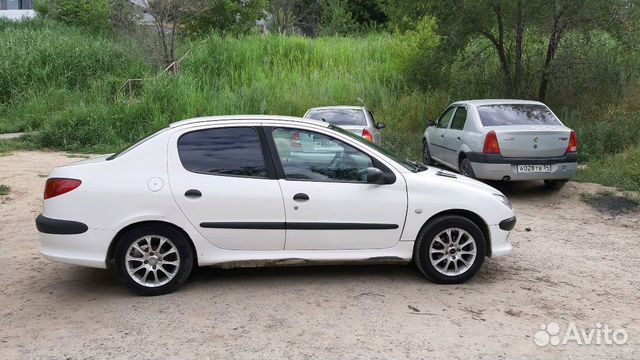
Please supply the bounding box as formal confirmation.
[517,164,551,173]
[313,140,341,151]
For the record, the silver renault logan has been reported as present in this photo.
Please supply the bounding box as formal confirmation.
[423,100,578,189]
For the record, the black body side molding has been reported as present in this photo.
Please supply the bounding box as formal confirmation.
[200,222,399,230]
[36,214,88,235]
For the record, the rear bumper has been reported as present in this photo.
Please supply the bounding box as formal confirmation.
[36,214,111,269]
[467,152,578,181]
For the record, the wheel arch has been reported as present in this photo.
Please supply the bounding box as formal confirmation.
[106,220,199,269]
[416,209,492,257]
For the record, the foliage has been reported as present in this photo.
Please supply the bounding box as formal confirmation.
[184,0,267,35]
[0,184,10,196]
[34,0,111,31]
[319,0,359,35]
[575,147,640,192]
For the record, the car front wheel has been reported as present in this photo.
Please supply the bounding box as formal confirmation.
[413,215,486,284]
[115,224,194,296]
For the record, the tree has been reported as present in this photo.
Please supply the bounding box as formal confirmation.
[412,0,629,101]
[183,0,267,35]
[268,0,322,36]
[141,0,200,67]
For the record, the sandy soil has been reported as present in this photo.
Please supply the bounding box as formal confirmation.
[0,151,638,359]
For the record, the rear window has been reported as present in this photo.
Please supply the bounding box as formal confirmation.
[477,104,561,126]
[177,127,266,177]
[305,109,367,126]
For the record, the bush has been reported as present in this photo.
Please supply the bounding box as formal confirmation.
[35,0,111,31]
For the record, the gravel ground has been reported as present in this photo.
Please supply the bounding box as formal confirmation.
[1,151,638,359]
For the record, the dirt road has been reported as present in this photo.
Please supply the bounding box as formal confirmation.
[1,151,638,359]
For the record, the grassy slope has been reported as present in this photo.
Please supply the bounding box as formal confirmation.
[0,20,638,191]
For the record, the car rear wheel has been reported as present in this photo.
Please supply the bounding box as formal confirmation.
[459,158,476,179]
[413,215,486,284]
[422,141,434,165]
[115,224,194,296]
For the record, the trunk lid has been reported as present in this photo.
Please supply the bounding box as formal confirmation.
[337,125,366,137]
[489,125,571,158]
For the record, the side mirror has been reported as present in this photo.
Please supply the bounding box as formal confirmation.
[367,167,387,184]
[428,120,436,127]
[376,122,385,130]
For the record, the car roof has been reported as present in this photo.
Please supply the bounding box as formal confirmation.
[453,99,547,107]
[306,106,366,111]
[169,115,330,128]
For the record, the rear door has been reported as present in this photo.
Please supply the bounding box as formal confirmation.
[430,107,455,161]
[267,126,407,250]
[443,106,468,166]
[168,125,286,251]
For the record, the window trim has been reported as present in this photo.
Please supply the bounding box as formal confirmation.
[436,107,456,129]
[176,126,277,180]
[264,126,395,185]
[449,106,468,131]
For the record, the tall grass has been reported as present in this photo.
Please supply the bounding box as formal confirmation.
[1,20,639,183]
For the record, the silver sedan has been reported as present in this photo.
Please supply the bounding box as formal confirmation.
[423,100,578,189]
[303,106,385,144]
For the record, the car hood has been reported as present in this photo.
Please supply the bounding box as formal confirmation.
[410,166,503,195]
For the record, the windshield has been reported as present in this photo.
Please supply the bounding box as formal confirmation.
[329,125,420,172]
[306,109,367,126]
[477,104,562,126]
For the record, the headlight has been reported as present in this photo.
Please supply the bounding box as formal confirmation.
[494,193,512,209]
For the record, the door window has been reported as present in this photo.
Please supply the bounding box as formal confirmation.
[272,128,373,183]
[436,107,455,128]
[450,107,467,130]
[177,127,267,177]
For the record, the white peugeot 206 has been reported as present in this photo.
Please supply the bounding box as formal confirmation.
[37,116,515,295]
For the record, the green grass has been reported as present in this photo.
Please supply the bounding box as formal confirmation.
[575,147,640,192]
[1,19,639,192]
[0,184,10,196]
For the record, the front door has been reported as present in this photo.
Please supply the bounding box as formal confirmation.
[430,107,455,162]
[168,125,286,251]
[268,127,407,250]
[443,106,468,167]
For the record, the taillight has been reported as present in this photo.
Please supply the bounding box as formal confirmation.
[290,131,302,149]
[483,130,501,154]
[362,129,373,142]
[44,178,82,200]
[567,131,577,153]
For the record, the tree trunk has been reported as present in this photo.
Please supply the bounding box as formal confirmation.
[483,2,514,97]
[514,0,524,97]
[538,12,564,102]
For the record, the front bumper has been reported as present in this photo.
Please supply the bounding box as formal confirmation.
[467,152,578,181]
[488,224,512,257]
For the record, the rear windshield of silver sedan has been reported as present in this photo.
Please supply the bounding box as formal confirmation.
[306,109,367,126]
[477,104,561,126]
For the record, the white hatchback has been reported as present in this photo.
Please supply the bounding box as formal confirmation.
[37,115,515,295]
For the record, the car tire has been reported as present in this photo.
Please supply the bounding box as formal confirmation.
[544,179,567,190]
[413,215,486,284]
[422,141,434,165]
[115,224,194,296]
[459,158,476,179]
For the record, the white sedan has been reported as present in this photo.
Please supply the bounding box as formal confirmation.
[37,115,515,295]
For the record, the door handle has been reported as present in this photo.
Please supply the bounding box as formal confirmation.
[457,136,461,140]
[293,193,309,201]
[184,189,202,198]
[440,134,445,138]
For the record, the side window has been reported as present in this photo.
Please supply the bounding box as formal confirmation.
[437,107,455,129]
[450,107,468,130]
[178,127,267,177]
[272,128,373,183]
